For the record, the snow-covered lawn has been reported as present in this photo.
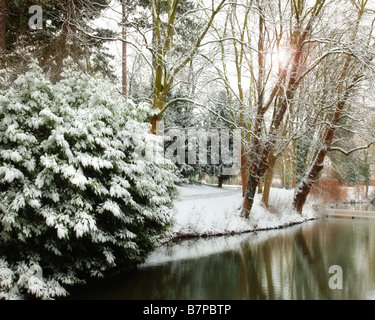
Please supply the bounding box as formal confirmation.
[163,184,321,242]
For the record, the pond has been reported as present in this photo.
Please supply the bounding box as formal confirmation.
[68,215,375,300]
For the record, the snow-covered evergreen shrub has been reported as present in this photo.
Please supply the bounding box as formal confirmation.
[0,64,177,299]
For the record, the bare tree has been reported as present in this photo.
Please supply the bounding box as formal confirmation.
[204,0,325,215]
[238,0,327,217]
[293,0,375,213]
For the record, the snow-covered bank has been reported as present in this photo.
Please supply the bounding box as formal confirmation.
[145,219,319,267]
[162,184,322,242]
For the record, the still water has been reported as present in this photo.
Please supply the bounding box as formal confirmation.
[69,217,375,300]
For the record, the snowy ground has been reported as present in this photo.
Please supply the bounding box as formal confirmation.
[162,184,321,242]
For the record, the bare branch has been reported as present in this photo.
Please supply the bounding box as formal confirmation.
[328,142,375,156]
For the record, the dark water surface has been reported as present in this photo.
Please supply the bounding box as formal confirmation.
[69,217,375,300]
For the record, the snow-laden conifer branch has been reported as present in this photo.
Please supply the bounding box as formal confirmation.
[0,64,177,299]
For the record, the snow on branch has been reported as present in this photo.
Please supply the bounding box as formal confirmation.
[328,142,374,156]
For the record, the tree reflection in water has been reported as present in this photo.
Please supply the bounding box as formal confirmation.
[69,219,375,300]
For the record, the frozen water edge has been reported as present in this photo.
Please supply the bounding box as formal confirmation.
[160,184,322,243]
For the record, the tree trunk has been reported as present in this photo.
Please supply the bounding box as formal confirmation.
[243,174,259,219]
[150,114,161,135]
[218,176,224,188]
[291,167,296,188]
[262,153,277,208]
[242,137,262,218]
[284,154,292,189]
[293,148,328,213]
[365,150,369,199]
[0,0,6,55]
[55,0,72,81]
[122,0,127,96]
[241,145,248,196]
[56,26,68,80]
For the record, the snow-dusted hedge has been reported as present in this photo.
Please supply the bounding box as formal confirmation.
[0,65,177,299]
